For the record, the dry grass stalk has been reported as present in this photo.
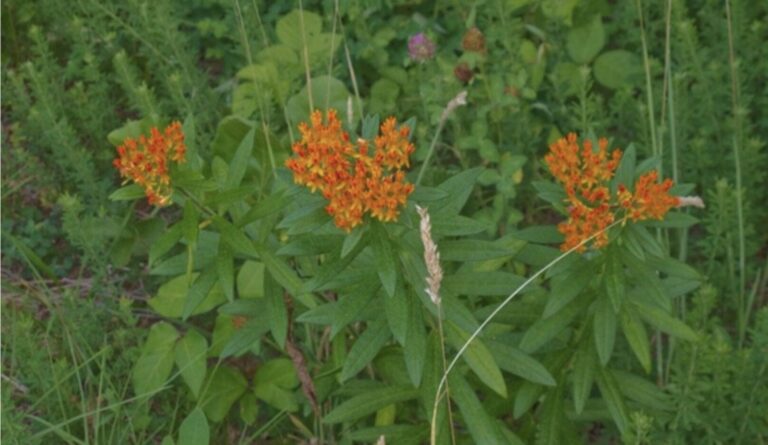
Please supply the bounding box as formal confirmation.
[416,205,443,305]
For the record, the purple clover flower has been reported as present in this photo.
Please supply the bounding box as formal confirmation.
[408,33,436,62]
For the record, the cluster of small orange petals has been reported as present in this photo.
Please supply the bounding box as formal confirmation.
[618,170,679,221]
[113,122,186,206]
[286,110,415,231]
[545,133,678,252]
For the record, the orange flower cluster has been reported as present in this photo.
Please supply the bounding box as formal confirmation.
[113,122,186,206]
[286,110,415,231]
[545,133,679,252]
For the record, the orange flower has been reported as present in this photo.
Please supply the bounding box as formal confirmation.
[113,122,186,206]
[545,133,679,252]
[286,110,415,231]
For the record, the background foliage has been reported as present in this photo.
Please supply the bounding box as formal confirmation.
[2,0,766,444]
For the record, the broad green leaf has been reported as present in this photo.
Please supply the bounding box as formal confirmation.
[178,408,209,445]
[633,302,699,341]
[201,365,247,422]
[239,392,259,425]
[107,117,154,146]
[133,322,178,396]
[330,291,375,337]
[594,50,643,89]
[626,224,664,257]
[286,76,350,127]
[253,358,299,412]
[487,341,556,386]
[620,306,651,373]
[340,320,391,382]
[182,268,219,320]
[595,367,629,435]
[237,260,265,299]
[593,297,617,365]
[174,330,208,398]
[161,436,175,445]
[449,372,505,445]
[372,224,397,297]
[148,272,227,318]
[572,340,596,414]
[445,322,507,398]
[109,184,145,201]
[613,143,636,192]
[567,16,605,63]
[519,293,588,353]
[323,385,419,424]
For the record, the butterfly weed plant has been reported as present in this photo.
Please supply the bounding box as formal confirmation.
[7,1,767,444]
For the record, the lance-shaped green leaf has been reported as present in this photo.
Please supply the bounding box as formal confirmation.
[593,297,617,365]
[340,320,391,382]
[633,301,699,341]
[519,293,589,353]
[486,341,555,386]
[323,385,419,424]
[572,339,596,414]
[595,367,629,435]
[174,330,208,398]
[445,322,507,398]
[620,305,651,373]
[133,322,178,396]
[449,372,506,445]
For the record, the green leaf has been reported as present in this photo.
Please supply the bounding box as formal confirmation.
[594,50,643,89]
[133,322,178,396]
[150,224,183,266]
[519,293,588,353]
[237,260,265,299]
[445,322,507,398]
[432,168,483,215]
[253,358,299,412]
[544,259,592,317]
[614,143,636,191]
[109,184,145,201]
[620,306,651,373]
[340,320,391,381]
[486,341,556,386]
[443,271,526,297]
[440,239,516,262]
[384,289,408,345]
[148,272,226,318]
[404,295,426,386]
[512,225,563,244]
[449,372,505,445]
[225,127,255,190]
[216,245,234,302]
[595,367,629,435]
[265,274,288,348]
[513,381,545,418]
[236,188,296,227]
[536,386,565,445]
[201,365,247,422]
[182,268,219,320]
[322,385,419,424]
[174,330,208,398]
[372,224,397,297]
[613,370,673,410]
[431,215,489,236]
[605,250,625,313]
[593,297,617,365]
[182,200,199,245]
[633,302,699,341]
[286,76,350,127]
[341,226,365,258]
[178,408,209,445]
[567,16,605,63]
[572,340,596,414]
[220,318,270,358]
[239,392,259,425]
